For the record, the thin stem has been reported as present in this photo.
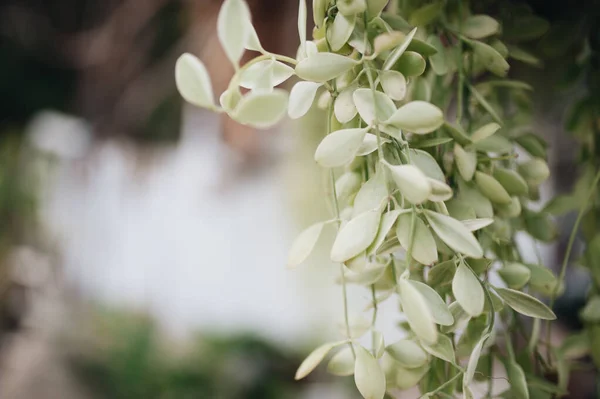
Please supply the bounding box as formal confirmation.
[371,284,378,356]
[327,97,355,358]
[545,168,600,360]
[421,371,463,398]
[456,0,464,124]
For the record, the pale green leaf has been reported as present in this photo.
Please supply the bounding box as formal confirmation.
[367,210,404,255]
[470,40,509,77]
[394,363,430,390]
[471,122,501,142]
[424,211,484,258]
[298,0,307,54]
[475,171,512,204]
[353,170,387,217]
[410,280,454,326]
[441,301,470,334]
[408,148,445,181]
[560,332,591,360]
[399,279,438,345]
[428,35,448,75]
[386,164,432,204]
[421,334,455,363]
[288,81,322,119]
[367,0,389,19]
[335,85,358,123]
[245,25,264,52]
[409,1,443,26]
[233,89,289,128]
[344,262,388,285]
[506,361,529,399]
[219,87,242,111]
[464,333,490,385]
[461,218,494,232]
[463,15,500,39]
[338,0,367,16]
[395,51,426,77]
[580,296,600,323]
[374,31,405,55]
[498,262,531,289]
[312,0,327,27]
[175,53,215,108]
[327,347,355,376]
[315,127,368,167]
[331,210,381,262]
[384,101,444,134]
[287,222,325,267]
[452,261,485,317]
[493,168,529,196]
[518,158,550,185]
[355,345,386,399]
[336,172,362,201]
[454,144,477,181]
[380,70,407,101]
[495,287,556,320]
[374,331,385,358]
[328,12,356,51]
[296,341,344,380]
[296,53,358,82]
[457,181,494,218]
[468,85,503,124]
[356,134,381,156]
[217,0,252,65]
[239,60,294,90]
[396,213,438,265]
[353,88,397,125]
[428,178,453,202]
[386,339,428,368]
[412,137,453,148]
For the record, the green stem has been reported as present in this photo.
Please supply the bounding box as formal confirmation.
[456,0,464,124]
[545,168,600,361]
[421,371,463,398]
[327,97,355,358]
[371,284,378,356]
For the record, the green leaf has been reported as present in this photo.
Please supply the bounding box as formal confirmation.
[424,211,484,258]
[408,77,432,102]
[468,85,503,124]
[461,218,494,231]
[374,31,405,55]
[399,279,438,345]
[380,70,407,101]
[315,127,368,167]
[472,134,513,153]
[428,35,448,75]
[328,12,356,51]
[396,213,438,265]
[367,0,389,19]
[353,88,397,125]
[405,149,444,182]
[288,81,322,119]
[428,178,453,202]
[374,331,385,358]
[233,89,289,128]
[422,334,455,363]
[457,181,494,218]
[470,40,510,77]
[560,332,590,360]
[518,158,550,185]
[331,209,381,262]
[287,222,325,267]
[526,264,559,296]
[327,347,355,376]
[543,194,579,216]
[357,134,383,156]
[312,0,327,27]
[395,51,426,77]
[217,0,252,65]
[454,144,477,181]
[353,170,388,217]
[175,53,215,109]
[393,363,430,390]
[580,296,600,323]
[508,45,542,67]
[471,122,501,142]
[498,262,531,289]
[386,339,428,368]
[384,101,444,134]
[245,25,264,52]
[441,301,470,334]
[386,164,432,204]
[464,333,490,386]
[515,133,547,158]
[506,361,529,399]
[475,171,512,204]
[428,260,456,288]
[367,210,404,255]
[463,15,500,39]
[493,168,529,196]
[295,341,344,380]
[444,123,472,146]
[407,38,438,56]
[219,86,242,111]
[496,196,522,218]
[452,261,485,317]
[354,345,386,399]
[239,60,294,90]
[409,1,443,26]
[344,262,388,285]
[383,27,417,70]
[296,53,358,82]
[298,0,307,54]
[495,288,556,320]
[334,85,358,123]
[410,280,454,326]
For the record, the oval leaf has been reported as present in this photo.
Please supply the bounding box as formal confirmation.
[380,70,407,101]
[335,86,358,123]
[296,341,343,380]
[328,12,356,51]
[287,222,325,267]
[331,210,381,262]
[452,261,485,317]
[498,262,531,289]
[175,54,215,108]
[315,127,368,167]
[396,213,438,265]
[424,210,484,258]
[384,101,444,134]
[421,334,455,363]
[410,280,454,325]
[233,89,289,128]
[399,279,438,345]
[353,88,397,125]
[354,345,386,399]
[386,164,432,204]
[296,53,358,82]
[463,15,500,39]
[328,347,355,376]
[240,60,294,90]
[288,81,322,119]
[217,0,252,65]
[475,171,512,204]
[386,339,428,368]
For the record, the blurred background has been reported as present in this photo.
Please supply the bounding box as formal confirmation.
[0,0,597,398]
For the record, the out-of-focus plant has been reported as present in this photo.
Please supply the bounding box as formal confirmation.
[66,307,343,399]
[174,0,568,397]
